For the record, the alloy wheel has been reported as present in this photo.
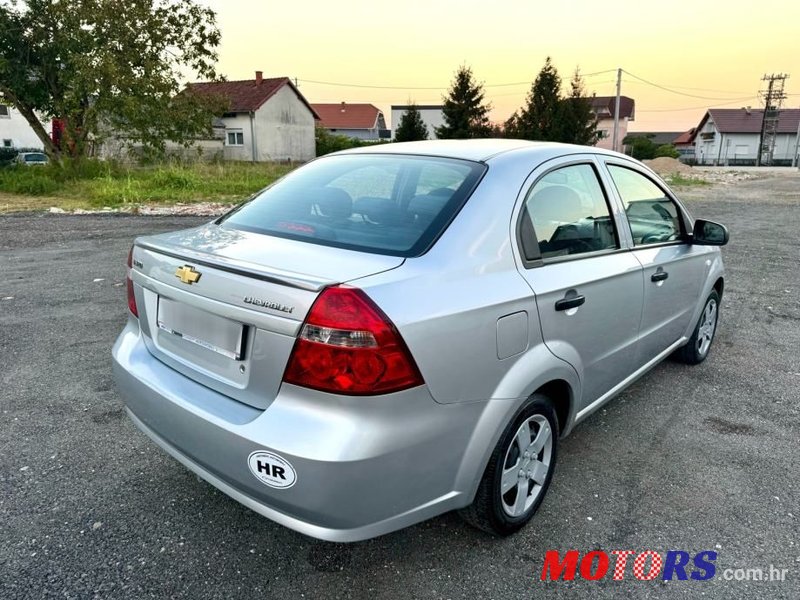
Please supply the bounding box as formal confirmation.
[500,414,553,517]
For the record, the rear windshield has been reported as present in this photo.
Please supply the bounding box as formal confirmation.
[23,153,47,162]
[219,154,486,256]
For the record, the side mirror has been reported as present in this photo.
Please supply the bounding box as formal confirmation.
[692,219,729,246]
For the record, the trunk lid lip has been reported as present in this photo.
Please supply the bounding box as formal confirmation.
[135,238,405,293]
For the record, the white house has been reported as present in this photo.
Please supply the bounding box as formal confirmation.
[189,72,318,162]
[312,103,389,141]
[391,105,445,140]
[0,102,47,149]
[690,107,800,166]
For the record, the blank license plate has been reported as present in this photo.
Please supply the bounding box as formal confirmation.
[157,297,246,360]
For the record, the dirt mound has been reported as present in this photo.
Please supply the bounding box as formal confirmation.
[643,157,693,175]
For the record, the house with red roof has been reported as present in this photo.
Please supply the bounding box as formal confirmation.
[189,72,319,162]
[689,107,800,166]
[311,102,388,141]
[673,128,696,161]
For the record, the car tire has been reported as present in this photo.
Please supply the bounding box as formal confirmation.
[459,394,558,536]
[676,290,720,365]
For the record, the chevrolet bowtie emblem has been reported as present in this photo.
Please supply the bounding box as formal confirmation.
[175,265,202,285]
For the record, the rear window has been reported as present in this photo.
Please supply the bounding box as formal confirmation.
[219,154,486,256]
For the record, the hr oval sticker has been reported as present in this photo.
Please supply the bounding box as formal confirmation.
[248,451,297,489]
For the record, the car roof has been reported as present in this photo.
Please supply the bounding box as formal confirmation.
[335,139,627,163]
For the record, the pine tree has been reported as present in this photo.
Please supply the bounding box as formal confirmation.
[504,111,522,139]
[509,59,598,146]
[394,102,429,142]
[436,65,492,139]
[558,68,598,145]
[514,57,562,141]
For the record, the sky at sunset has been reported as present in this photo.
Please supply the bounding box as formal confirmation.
[202,0,800,133]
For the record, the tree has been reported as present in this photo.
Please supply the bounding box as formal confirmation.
[557,68,598,145]
[394,102,428,142]
[509,57,562,141]
[0,0,222,161]
[624,134,659,160]
[436,65,492,139]
[507,59,597,146]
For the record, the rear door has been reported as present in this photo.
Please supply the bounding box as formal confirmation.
[601,161,709,366]
[513,157,644,411]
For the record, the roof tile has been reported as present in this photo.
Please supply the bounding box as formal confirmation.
[706,108,800,134]
[590,96,635,120]
[188,77,318,118]
[312,103,383,129]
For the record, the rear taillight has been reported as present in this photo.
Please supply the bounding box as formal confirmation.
[126,246,138,317]
[283,286,423,395]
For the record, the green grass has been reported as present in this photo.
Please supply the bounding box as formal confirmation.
[0,160,296,213]
[664,173,711,187]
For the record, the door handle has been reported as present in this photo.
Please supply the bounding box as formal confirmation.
[651,270,669,282]
[555,294,586,311]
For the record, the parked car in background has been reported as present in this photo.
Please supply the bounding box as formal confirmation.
[15,151,49,166]
[113,139,728,542]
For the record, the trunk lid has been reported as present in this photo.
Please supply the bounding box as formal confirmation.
[130,223,404,409]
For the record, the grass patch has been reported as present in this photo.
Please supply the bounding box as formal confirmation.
[665,172,711,187]
[0,160,296,213]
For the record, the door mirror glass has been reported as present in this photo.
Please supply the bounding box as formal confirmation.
[692,219,729,246]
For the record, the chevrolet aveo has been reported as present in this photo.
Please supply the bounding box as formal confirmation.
[112,140,728,541]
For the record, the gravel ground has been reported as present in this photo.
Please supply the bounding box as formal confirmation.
[1,174,799,599]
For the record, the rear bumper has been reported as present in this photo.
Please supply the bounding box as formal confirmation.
[112,319,501,542]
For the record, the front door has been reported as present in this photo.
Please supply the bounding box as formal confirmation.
[602,162,710,366]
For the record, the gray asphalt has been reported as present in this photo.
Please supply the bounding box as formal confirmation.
[1,176,798,599]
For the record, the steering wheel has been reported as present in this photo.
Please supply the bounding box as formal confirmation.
[652,204,672,221]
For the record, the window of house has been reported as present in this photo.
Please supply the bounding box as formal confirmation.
[0,105,10,118]
[2,139,12,148]
[226,130,244,146]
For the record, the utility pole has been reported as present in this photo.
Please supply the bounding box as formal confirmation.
[612,68,622,153]
[756,73,788,166]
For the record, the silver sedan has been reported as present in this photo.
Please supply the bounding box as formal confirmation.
[112,140,727,541]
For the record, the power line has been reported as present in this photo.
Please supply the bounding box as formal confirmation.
[638,97,759,112]
[623,81,751,95]
[297,69,618,91]
[490,79,619,98]
[622,70,753,101]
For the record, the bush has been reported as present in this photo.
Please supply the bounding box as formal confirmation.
[0,147,18,164]
[654,144,680,159]
[315,127,365,156]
